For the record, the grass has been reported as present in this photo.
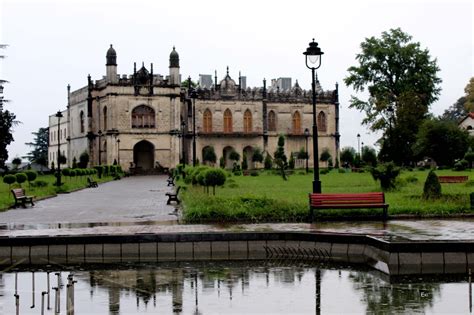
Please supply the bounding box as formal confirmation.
[0,174,115,210]
[180,169,474,223]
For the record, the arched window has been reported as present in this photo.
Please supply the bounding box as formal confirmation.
[103,106,108,130]
[132,105,155,128]
[268,110,276,132]
[243,109,252,133]
[203,109,212,133]
[317,111,327,132]
[292,111,301,134]
[224,109,233,133]
[80,111,85,133]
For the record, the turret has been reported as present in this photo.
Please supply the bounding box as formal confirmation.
[169,46,180,85]
[106,44,118,84]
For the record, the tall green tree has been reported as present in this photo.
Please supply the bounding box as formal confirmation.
[340,147,356,167]
[440,96,468,122]
[361,146,377,166]
[345,28,441,165]
[0,109,17,170]
[413,118,470,167]
[24,127,49,166]
[464,77,474,112]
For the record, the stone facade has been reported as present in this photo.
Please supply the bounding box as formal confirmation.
[48,45,340,172]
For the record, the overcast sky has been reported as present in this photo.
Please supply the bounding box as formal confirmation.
[0,0,472,161]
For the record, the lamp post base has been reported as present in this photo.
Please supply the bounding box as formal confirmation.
[312,180,321,194]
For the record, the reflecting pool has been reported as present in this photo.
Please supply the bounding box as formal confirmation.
[0,261,471,314]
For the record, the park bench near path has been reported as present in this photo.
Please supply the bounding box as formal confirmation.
[167,175,175,187]
[87,177,98,188]
[309,192,388,221]
[166,186,181,205]
[438,176,468,183]
[11,188,35,208]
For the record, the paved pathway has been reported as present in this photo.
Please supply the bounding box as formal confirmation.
[0,175,178,227]
[0,176,473,241]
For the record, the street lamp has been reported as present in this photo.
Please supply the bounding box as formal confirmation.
[304,38,324,193]
[116,138,121,165]
[180,120,186,165]
[357,133,361,159]
[189,82,197,167]
[304,128,310,173]
[55,111,63,187]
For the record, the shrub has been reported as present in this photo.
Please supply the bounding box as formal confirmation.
[15,173,27,186]
[204,168,227,195]
[79,152,90,168]
[320,169,330,175]
[242,153,248,170]
[264,153,273,170]
[25,170,38,186]
[31,180,48,188]
[453,159,469,171]
[219,156,225,169]
[69,169,77,179]
[62,168,71,176]
[250,170,259,176]
[203,146,217,165]
[423,170,442,199]
[3,174,16,187]
[405,175,418,184]
[252,148,264,164]
[370,162,400,191]
[288,154,295,169]
[72,157,78,169]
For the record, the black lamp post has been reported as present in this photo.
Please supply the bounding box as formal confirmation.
[357,133,361,159]
[304,39,324,193]
[55,111,63,187]
[116,138,120,165]
[180,120,186,165]
[304,128,310,173]
[98,130,102,165]
[190,86,197,167]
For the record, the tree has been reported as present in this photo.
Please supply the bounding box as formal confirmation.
[72,157,78,169]
[288,154,295,169]
[345,28,441,165]
[423,170,441,199]
[181,79,197,89]
[12,157,22,169]
[370,162,400,191]
[204,168,226,195]
[297,147,308,160]
[3,174,15,188]
[0,109,17,171]
[464,77,474,112]
[413,118,470,167]
[362,146,377,166]
[15,173,27,187]
[58,155,67,165]
[79,152,89,168]
[320,148,331,167]
[340,147,356,167]
[229,150,240,163]
[440,97,468,122]
[242,152,248,170]
[24,127,49,167]
[264,153,273,170]
[203,146,217,165]
[252,147,264,164]
[464,147,474,169]
[274,135,288,180]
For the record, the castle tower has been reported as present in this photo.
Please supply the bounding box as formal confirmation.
[106,44,118,83]
[169,46,180,85]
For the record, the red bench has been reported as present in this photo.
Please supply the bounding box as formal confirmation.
[438,176,468,183]
[309,192,388,220]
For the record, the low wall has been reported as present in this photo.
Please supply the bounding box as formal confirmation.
[1,232,473,276]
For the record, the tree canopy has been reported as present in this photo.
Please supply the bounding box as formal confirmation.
[0,109,17,170]
[24,127,49,166]
[345,28,441,165]
[413,118,471,166]
[464,77,474,112]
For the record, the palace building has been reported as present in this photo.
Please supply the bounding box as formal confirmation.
[48,45,340,173]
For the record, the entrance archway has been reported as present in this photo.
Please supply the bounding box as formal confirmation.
[133,140,154,170]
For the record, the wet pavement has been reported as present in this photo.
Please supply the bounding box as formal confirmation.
[0,175,473,242]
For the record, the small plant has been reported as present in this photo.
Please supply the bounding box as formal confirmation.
[72,157,78,169]
[3,174,16,188]
[24,170,38,187]
[288,154,295,170]
[15,173,27,187]
[79,152,90,168]
[250,170,259,176]
[320,169,330,175]
[423,170,442,199]
[405,175,418,184]
[219,156,225,169]
[453,159,469,171]
[204,168,227,195]
[274,135,288,180]
[242,152,248,170]
[370,162,400,191]
[31,180,48,188]
[264,153,273,170]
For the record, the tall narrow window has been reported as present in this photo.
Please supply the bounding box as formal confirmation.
[80,111,85,133]
[292,111,301,134]
[268,110,276,131]
[243,109,252,133]
[224,109,233,133]
[203,109,212,133]
[132,105,155,128]
[103,107,108,130]
[317,111,327,132]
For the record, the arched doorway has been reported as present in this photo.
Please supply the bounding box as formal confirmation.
[133,140,154,170]
[223,146,236,169]
[243,146,254,169]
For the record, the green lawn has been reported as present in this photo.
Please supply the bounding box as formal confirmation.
[180,169,474,223]
[0,174,114,210]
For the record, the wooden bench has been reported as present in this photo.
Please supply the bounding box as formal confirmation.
[11,188,35,208]
[166,186,181,205]
[309,192,388,220]
[87,177,98,188]
[438,176,468,183]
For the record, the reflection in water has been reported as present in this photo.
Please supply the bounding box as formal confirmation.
[0,261,471,314]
